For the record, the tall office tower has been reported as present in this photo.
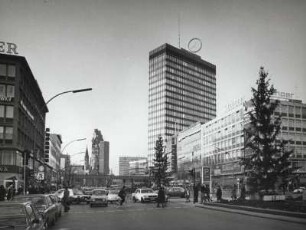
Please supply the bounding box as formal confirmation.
[148,43,216,167]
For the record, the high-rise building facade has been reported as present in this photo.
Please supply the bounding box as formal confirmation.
[0,54,48,188]
[148,43,216,166]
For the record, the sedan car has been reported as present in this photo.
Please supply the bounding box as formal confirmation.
[48,194,62,220]
[107,190,121,204]
[54,188,91,204]
[0,201,46,230]
[89,189,108,207]
[13,194,57,227]
[166,187,186,198]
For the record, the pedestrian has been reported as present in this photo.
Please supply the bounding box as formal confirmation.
[185,187,190,202]
[240,184,246,200]
[216,186,222,202]
[204,184,211,202]
[157,186,166,208]
[118,186,126,205]
[62,187,70,212]
[6,185,14,201]
[200,184,206,204]
[231,184,237,201]
[193,184,199,204]
[0,185,6,201]
[17,186,23,195]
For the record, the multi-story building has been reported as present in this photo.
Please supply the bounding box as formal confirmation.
[48,133,62,186]
[177,122,202,181]
[90,129,109,175]
[129,159,148,176]
[119,156,147,176]
[148,43,216,166]
[0,53,48,188]
[200,94,306,187]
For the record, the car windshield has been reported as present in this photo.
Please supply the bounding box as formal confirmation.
[73,189,84,195]
[92,190,106,195]
[108,190,119,195]
[141,189,153,193]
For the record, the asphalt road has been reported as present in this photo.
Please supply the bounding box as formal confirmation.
[50,198,305,230]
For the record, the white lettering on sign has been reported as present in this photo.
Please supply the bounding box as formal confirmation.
[0,166,9,172]
[0,96,12,102]
[0,41,18,55]
[272,90,294,100]
[20,100,34,121]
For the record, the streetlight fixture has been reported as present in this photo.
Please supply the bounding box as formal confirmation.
[46,88,92,105]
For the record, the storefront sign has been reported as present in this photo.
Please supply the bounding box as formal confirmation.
[0,41,18,55]
[0,96,12,102]
[272,90,294,100]
[221,162,241,174]
[0,165,23,174]
[20,100,34,120]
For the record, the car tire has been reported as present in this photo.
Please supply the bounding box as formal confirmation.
[141,198,144,203]
[90,204,93,208]
[133,198,136,203]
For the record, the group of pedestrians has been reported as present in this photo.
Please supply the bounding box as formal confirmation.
[0,184,16,201]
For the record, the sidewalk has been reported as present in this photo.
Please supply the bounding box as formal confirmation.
[195,201,306,225]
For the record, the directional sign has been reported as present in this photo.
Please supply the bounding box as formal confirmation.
[36,172,44,181]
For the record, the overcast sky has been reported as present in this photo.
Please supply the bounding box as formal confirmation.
[1,0,306,174]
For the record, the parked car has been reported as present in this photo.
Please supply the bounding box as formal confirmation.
[166,187,186,198]
[107,190,121,203]
[48,194,62,220]
[89,189,108,207]
[13,194,57,227]
[286,187,305,200]
[83,187,94,196]
[0,201,46,230]
[54,188,91,204]
[132,188,158,203]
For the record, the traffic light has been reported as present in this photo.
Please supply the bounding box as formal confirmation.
[44,128,50,163]
[188,168,195,177]
[22,150,30,165]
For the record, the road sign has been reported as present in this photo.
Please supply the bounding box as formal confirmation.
[36,172,44,181]
[203,167,210,181]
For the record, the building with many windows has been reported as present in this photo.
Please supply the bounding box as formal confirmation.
[129,159,148,176]
[0,54,48,188]
[175,93,306,188]
[148,43,216,167]
[119,156,147,176]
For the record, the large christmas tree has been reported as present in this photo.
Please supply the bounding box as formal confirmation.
[152,136,170,187]
[242,67,294,194]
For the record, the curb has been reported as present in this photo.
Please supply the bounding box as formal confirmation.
[195,203,306,225]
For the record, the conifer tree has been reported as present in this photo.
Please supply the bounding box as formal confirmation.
[242,67,294,194]
[152,136,171,187]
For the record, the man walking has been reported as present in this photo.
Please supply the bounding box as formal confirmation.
[157,186,166,208]
[118,186,126,206]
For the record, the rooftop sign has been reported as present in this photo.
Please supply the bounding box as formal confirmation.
[0,41,18,55]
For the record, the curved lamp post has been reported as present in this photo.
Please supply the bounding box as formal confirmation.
[62,138,86,187]
[46,88,92,106]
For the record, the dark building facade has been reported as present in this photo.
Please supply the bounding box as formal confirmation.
[0,54,48,188]
[148,43,216,166]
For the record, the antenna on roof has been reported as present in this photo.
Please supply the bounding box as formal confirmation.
[178,13,181,48]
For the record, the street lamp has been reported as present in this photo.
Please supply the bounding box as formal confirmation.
[62,138,86,187]
[45,88,92,106]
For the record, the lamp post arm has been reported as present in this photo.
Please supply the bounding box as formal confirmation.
[46,91,73,105]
